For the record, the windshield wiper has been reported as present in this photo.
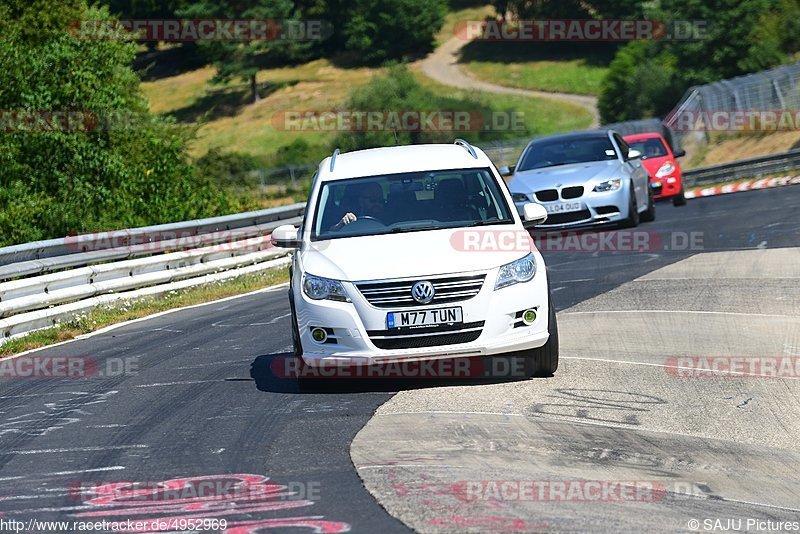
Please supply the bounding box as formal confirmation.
[464,219,513,227]
[388,225,442,234]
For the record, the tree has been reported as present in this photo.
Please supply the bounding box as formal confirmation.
[598,41,682,122]
[0,0,228,246]
[599,0,800,122]
[313,0,446,65]
[177,0,304,103]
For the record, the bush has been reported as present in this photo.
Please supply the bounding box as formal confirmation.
[332,64,530,152]
[195,149,262,186]
[0,0,233,247]
[598,42,682,123]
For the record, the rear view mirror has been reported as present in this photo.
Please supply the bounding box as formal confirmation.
[674,149,686,158]
[628,149,642,159]
[522,203,548,226]
[499,165,516,177]
[270,225,300,248]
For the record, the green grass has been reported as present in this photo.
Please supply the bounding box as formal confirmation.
[0,266,289,357]
[413,69,594,137]
[458,41,616,96]
[142,59,379,162]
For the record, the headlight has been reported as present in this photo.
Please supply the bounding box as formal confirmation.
[511,193,529,203]
[593,179,622,192]
[495,253,536,290]
[655,161,676,178]
[302,274,350,302]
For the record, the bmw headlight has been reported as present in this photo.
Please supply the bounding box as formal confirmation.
[593,179,622,192]
[495,253,536,290]
[302,274,350,302]
[655,161,676,178]
[511,193,529,203]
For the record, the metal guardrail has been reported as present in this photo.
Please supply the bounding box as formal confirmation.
[0,204,306,343]
[682,148,800,186]
[0,203,306,267]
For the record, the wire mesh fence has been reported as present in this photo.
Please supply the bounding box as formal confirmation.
[665,62,800,155]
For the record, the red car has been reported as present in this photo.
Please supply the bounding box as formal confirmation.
[623,132,687,206]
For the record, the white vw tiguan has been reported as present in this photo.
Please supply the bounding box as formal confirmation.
[271,140,558,378]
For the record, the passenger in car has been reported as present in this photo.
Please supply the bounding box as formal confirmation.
[436,178,479,222]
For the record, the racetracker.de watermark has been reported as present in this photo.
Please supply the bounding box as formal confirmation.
[454,19,708,42]
[271,355,532,379]
[68,479,321,503]
[665,110,800,132]
[272,110,525,132]
[0,356,139,379]
[665,356,800,378]
[70,19,332,41]
[64,228,273,254]
[461,479,666,502]
[0,110,97,133]
[449,229,705,254]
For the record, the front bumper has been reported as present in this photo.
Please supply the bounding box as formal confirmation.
[294,261,550,367]
[514,187,632,230]
[651,175,682,199]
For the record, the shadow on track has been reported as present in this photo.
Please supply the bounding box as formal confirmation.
[250,352,543,394]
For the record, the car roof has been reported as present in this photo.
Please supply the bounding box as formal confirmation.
[317,144,492,181]
[623,132,666,141]
[526,129,614,145]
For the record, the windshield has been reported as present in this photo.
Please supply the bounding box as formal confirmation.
[627,137,669,158]
[311,168,514,241]
[518,135,618,171]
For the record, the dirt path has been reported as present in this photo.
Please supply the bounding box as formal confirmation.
[420,36,600,128]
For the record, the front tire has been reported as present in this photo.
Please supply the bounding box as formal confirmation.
[641,185,656,222]
[673,187,687,206]
[288,292,302,357]
[622,184,640,228]
[523,303,559,377]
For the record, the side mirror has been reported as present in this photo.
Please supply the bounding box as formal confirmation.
[628,149,642,159]
[270,224,300,248]
[522,203,548,226]
[674,149,686,158]
[499,165,516,177]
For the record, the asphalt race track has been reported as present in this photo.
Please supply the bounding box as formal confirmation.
[0,186,798,533]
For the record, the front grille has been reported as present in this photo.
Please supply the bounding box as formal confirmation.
[535,189,559,202]
[561,186,584,199]
[651,183,663,195]
[356,275,485,308]
[370,330,482,350]
[542,209,592,225]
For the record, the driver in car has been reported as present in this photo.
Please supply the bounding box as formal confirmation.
[331,182,385,230]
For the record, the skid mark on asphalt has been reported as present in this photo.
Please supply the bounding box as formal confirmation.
[0,391,118,439]
[68,474,351,533]
[3,445,148,455]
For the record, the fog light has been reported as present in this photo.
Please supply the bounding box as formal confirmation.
[311,327,328,343]
[522,309,537,325]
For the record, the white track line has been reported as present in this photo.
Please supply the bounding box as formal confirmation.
[561,309,798,319]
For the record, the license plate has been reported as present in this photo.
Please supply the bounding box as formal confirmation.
[546,202,582,214]
[387,307,463,329]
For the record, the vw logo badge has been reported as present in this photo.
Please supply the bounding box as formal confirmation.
[411,281,435,304]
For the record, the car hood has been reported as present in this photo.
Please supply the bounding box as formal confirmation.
[299,227,532,281]
[509,160,621,192]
